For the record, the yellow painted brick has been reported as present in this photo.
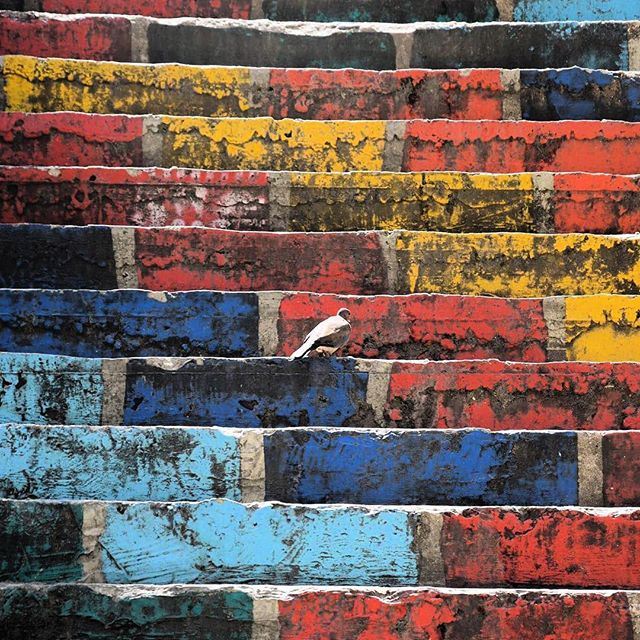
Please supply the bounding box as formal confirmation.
[395,232,640,297]
[566,295,640,361]
[160,117,387,171]
[2,55,256,115]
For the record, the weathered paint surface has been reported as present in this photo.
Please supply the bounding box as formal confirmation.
[603,432,640,507]
[277,589,635,640]
[3,500,640,587]
[385,360,640,431]
[2,56,505,121]
[0,585,636,640]
[404,121,640,174]
[264,429,578,506]
[395,232,640,297]
[564,295,640,362]
[0,584,254,640]
[5,167,640,235]
[7,225,640,297]
[441,508,640,588]
[4,0,640,21]
[5,114,640,173]
[277,292,548,361]
[0,225,118,289]
[0,353,102,425]
[5,355,640,430]
[0,289,259,358]
[122,358,370,427]
[0,112,144,167]
[0,12,132,61]
[0,15,635,70]
[98,500,416,585]
[0,424,242,501]
[134,227,389,294]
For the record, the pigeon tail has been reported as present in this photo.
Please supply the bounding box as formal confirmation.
[288,341,314,360]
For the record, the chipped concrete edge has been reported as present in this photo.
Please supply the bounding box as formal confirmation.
[81,502,106,583]
[251,597,280,640]
[628,23,640,72]
[257,291,285,356]
[382,121,407,172]
[392,31,414,70]
[239,430,266,503]
[577,432,604,507]
[100,359,127,426]
[415,512,445,587]
[357,360,393,425]
[130,16,150,63]
[110,226,139,289]
[499,69,521,120]
[267,173,292,231]
[542,296,566,361]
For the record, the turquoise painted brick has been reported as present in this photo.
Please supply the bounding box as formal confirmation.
[99,500,417,585]
[0,425,242,501]
[0,353,103,425]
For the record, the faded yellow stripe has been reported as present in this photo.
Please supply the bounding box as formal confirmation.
[2,55,256,115]
[565,295,640,361]
[160,117,387,171]
[395,232,640,297]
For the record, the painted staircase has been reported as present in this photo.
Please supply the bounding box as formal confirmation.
[2,1,640,638]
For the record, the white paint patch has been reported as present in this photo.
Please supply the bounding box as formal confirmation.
[111,226,139,289]
[145,356,196,371]
[251,597,280,640]
[146,291,168,302]
[577,432,604,507]
[100,359,127,426]
[81,502,106,583]
[239,431,266,503]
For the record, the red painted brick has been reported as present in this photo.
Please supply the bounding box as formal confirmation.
[0,167,269,226]
[134,228,389,294]
[278,589,634,640]
[603,432,640,506]
[0,113,144,167]
[0,13,131,61]
[403,121,640,173]
[553,173,640,233]
[40,0,252,18]
[386,361,640,430]
[277,292,547,361]
[441,509,640,588]
[268,69,504,120]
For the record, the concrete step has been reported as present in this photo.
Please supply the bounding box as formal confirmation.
[3,289,640,363]
[9,56,640,122]
[5,113,640,174]
[3,167,639,235]
[3,0,639,22]
[1,423,633,506]
[1,13,639,70]
[3,225,640,297]
[1,353,639,430]
[2,498,640,587]
[2,583,638,640]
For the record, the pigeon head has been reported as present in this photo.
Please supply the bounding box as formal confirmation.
[337,308,351,320]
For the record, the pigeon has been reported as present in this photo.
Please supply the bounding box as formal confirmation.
[288,308,352,360]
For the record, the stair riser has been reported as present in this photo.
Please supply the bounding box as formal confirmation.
[2,354,639,431]
[2,499,640,587]
[1,14,638,70]
[5,113,640,174]
[5,167,640,235]
[8,57,640,122]
[3,290,640,363]
[1,584,637,640]
[4,225,640,297]
[3,424,637,507]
